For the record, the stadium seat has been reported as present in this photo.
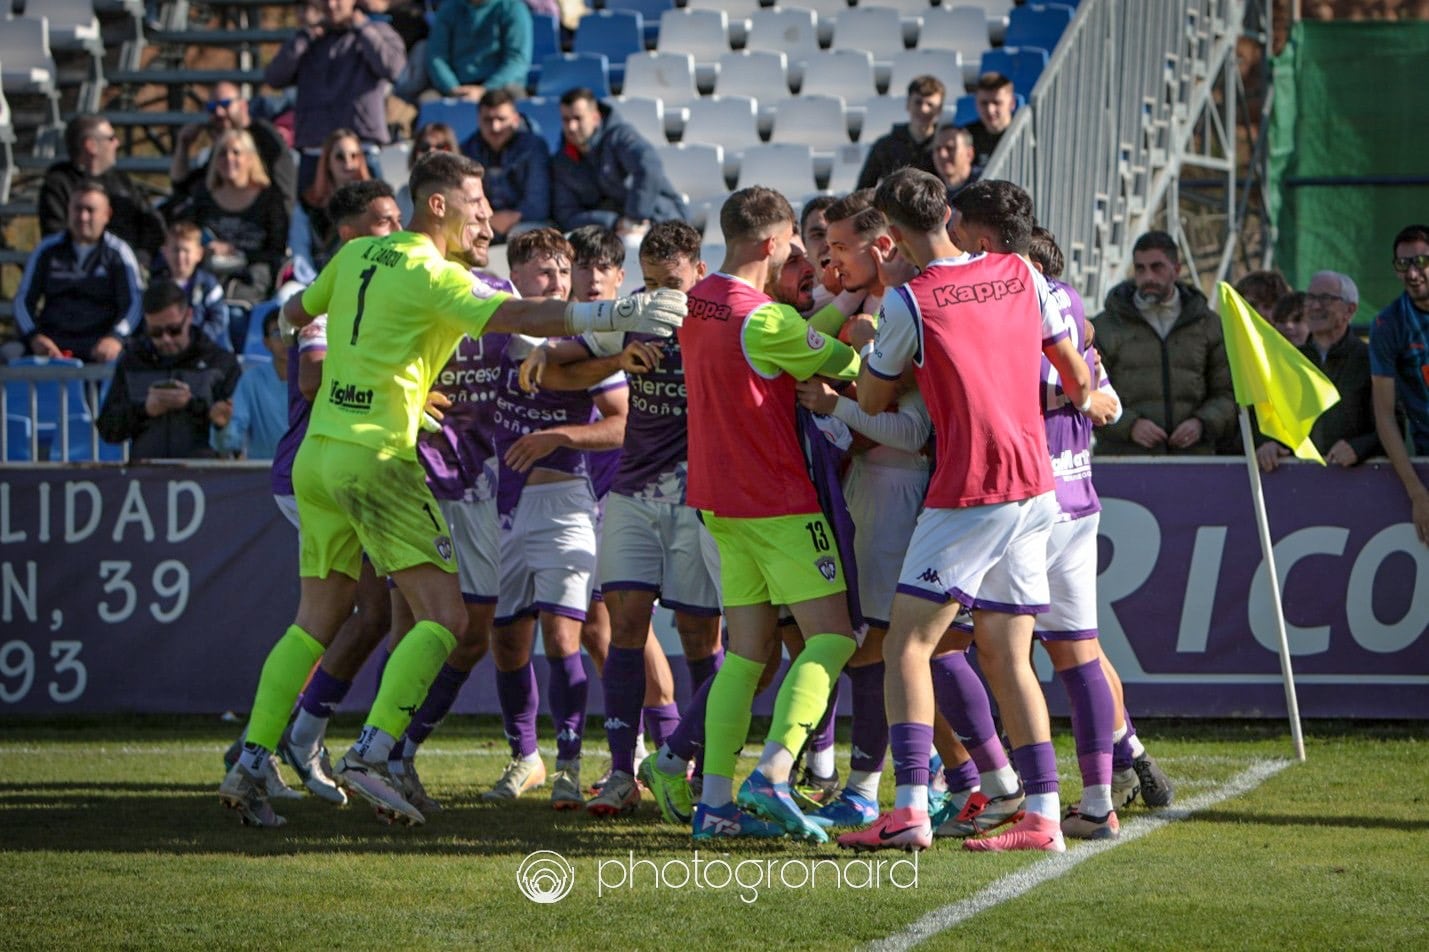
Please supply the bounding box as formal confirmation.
[685,0,761,44]
[656,143,729,229]
[918,7,992,86]
[714,50,790,131]
[736,143,819,203]
[772,95,851,153]
[826,142,869,194]
[1,356,102,462]
[951,94,979,128]
[656,9,731,92]
[416,99,478,147]
[956,0,1018,43]
[1005,4,1075,52]
[603,0,672,46]
[789,0,853,46]
[682,96,761,177]
[745,8,820,87]
[829,7,908,84]
[887,50,963,102]
[622,51,699,123]
[980,47,1050,96]
[857,95,910,145]
[517,97,563,154]
[0,15,59,97]
[536,52,612,99]
[609,96,668,146]
[376,141,412,189]
[30,0,101,51]
[574,11,645,91]
[798,50,877,107]
[527,12,561,91]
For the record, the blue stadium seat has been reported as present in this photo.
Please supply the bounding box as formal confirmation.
[980,47,1050,96]
[536,52,612,99]
[518,97,563,154]
[416,98,479,148]
[604,0,671,46]
[951,94,979,128]
[573,11,644,91]
[2,356,110,462]
[527,12,561,92]
[1005,4,1074,52]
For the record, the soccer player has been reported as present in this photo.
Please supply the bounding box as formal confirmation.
[379,208,518,815]
[679,186,863,843]
[836,170,1093,854]
[483,228,629,810]
[218,152,685,827]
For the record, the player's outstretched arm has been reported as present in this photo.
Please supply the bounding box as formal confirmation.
[487,289,687,339]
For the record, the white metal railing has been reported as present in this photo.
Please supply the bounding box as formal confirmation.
[982,0,1245,304]
[0,362,128,463]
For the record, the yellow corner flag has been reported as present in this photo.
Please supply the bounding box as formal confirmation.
[1216,281,1340,463]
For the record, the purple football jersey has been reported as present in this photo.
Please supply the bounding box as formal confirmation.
[270,316,328,497]
[1041,279,1102,521]
[583,330,690,503]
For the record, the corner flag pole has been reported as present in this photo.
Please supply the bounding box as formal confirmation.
[1236,406,1307,762]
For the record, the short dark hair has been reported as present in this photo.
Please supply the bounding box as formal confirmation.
[560,87,599,108]
[262,307,283,338]
[907,74,946,101]
[639,220,702,265]
[480,88,517,111]
[1392,224,1429,253]
[976,71,1014,94]
[1026,225,1065,279]
[568,225,625,269]
[1234,270,1290,309]
[823,189,887,241]
[1272,290,1306,324]
[508,227,574,268]
[68,180,110,206]
[64,113,110,158]
[328,180,396,229]
[872,168,949,234]
[950,179,1035,253]
[409,151,484,206]
[720,186,795,244]
[800,194,837,236]
[1132,230,1179,261]
[142,280,188,316]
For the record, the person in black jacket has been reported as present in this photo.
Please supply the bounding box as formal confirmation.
[855,75,945,191]
[97,282,242,460]
[15,183,144,363]
[38,114,166,261]
[169,82,298,213]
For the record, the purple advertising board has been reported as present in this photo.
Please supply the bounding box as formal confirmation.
[1,460,1426,717]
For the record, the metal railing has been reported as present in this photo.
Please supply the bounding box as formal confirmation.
[983,0,1245,305]
[0,362,128,463]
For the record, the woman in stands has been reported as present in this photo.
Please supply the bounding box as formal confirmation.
[395,122,460,222]
[288,128,373,284]
[189,128,289,304]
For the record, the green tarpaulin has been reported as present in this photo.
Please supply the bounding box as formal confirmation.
[1268,21,1429,322]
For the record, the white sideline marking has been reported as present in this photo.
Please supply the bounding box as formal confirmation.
[866,759,1293,952]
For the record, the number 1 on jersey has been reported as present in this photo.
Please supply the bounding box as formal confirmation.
[350,265,378,345]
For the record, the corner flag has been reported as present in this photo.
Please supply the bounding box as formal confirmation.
[1216,281,1341,464]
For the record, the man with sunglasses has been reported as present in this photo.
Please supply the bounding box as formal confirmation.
[1370,224,1429,545]
[97,280,242,460]
[170,82,298,212]
[38,114,166,260]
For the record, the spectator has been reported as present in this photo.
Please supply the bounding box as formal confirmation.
[551,87,687,236]
[1370,224,1429,544]
[152,221,230,351]
[463,88,552,242]
[1256,270,1379,471]
[931,124,980,201]
[1092,229,1235,455]
[396,122,459,222]
[1271,290,1309,346]
[212,308,289,459]
[965,72,1017,167]
[1235,268,1291,319]
[855,75,945,190]
[289,129,372,284]
[97,281,242,460]
[189,129,290,303]
[38,114,165,260]
[263,0,406,191]
[425,0,533,102]
[14,183,143,363]
[169,82,299,213]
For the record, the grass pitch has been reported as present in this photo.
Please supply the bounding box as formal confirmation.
[0,717,1425,951]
